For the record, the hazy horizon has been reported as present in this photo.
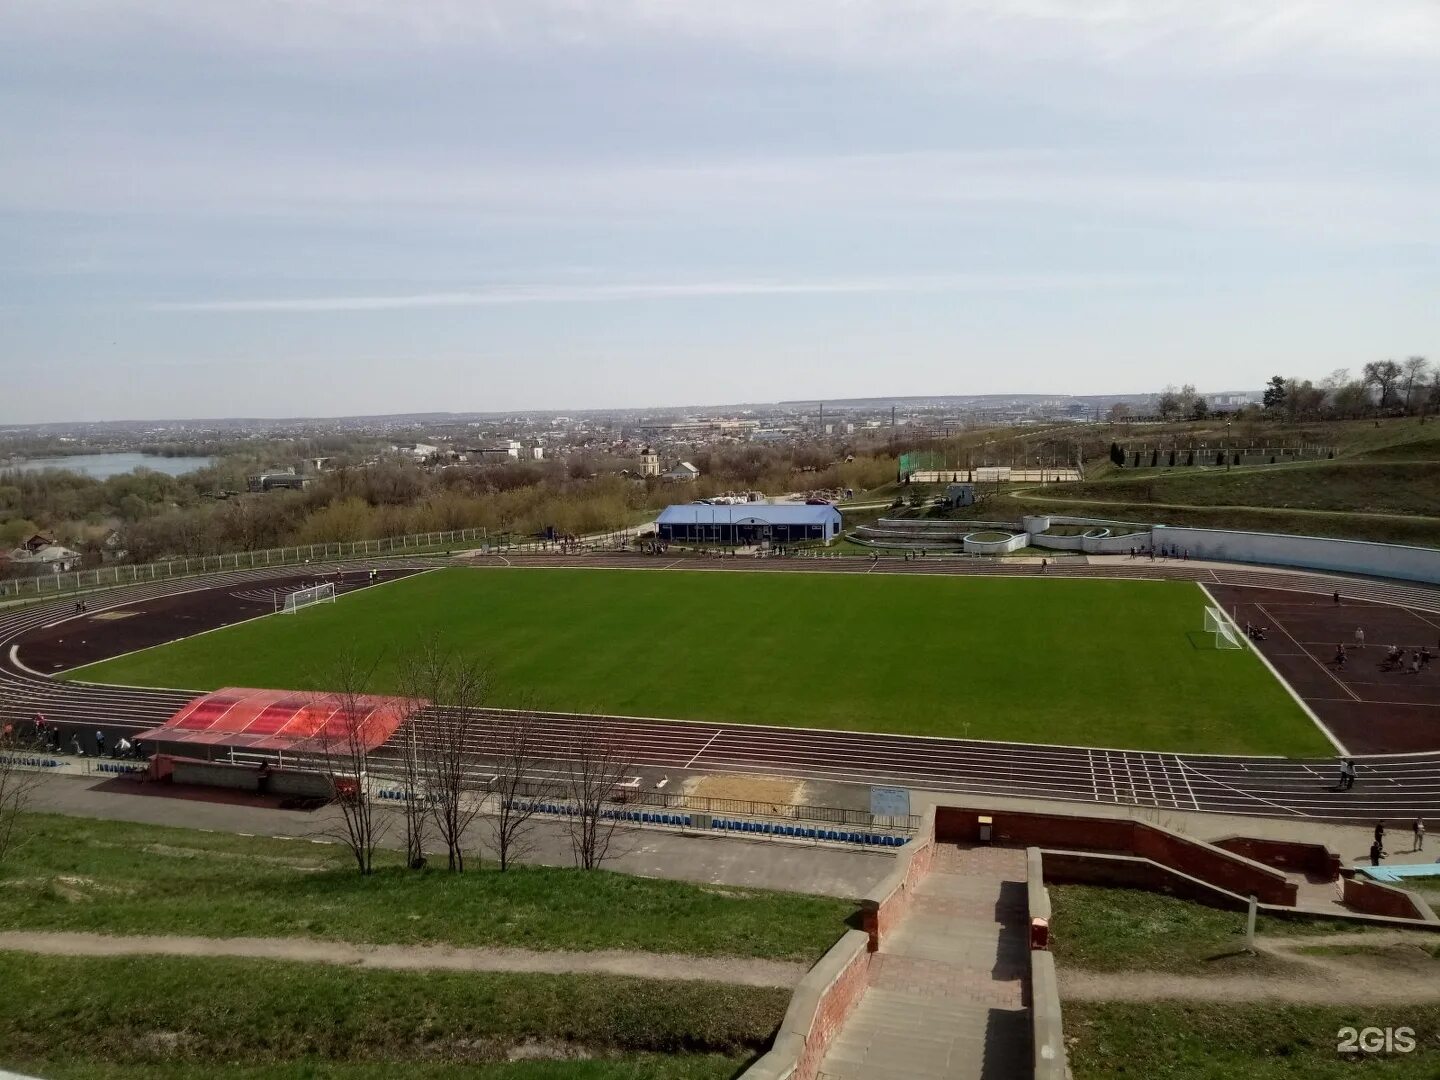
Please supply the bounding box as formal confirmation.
[3,2,1436,424]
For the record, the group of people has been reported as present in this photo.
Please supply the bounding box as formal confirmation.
[30,717,142,760]
[1127,546,1191,561]
[1244,622,1269,642]
[71,599,90,615]
[1332,628,1436,673]
[1369,817,1426,867]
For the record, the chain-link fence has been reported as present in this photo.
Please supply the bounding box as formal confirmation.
[0,527,490,603]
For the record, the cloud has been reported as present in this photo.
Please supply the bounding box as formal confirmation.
[8,1,1439,68]
[147,272,1157,312]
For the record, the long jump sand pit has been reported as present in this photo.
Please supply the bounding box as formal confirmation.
[683,773,814,817]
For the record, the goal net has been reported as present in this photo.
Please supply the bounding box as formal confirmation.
[1203,606,1242,650]
[280,581,337,614]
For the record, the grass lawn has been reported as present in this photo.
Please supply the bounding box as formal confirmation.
[0,952,779,1076]
[1049,885,1373,973]
[1066,1002,1440,1079]
[0,814,851,962]
[70,567,1327,754]
[15,1063,744,1080]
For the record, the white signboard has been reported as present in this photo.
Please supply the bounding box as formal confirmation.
[870,786,910,819]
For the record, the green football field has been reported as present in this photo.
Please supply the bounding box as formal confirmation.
[69,567,1329,755]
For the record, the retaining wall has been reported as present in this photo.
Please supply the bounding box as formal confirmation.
[1152,525,1440,586]
[1343,876,1432,921]
[740,930,872,1080]
[1026,847,1069,1080]
[934,805,1295,904]
[860,805,937,951]
[1213,836,1341,880]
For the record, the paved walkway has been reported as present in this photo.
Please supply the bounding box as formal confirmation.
[819,845,1031,1080]
[0,930,804,987]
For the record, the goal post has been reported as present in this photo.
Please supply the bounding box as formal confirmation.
[281,581,337,614]
[1203,605,1243,650]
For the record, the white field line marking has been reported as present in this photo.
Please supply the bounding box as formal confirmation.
[1088,749,1100,801]
[1256,602,1360,703]
[684,729,724,769]
[1176,757,1310,818]
[1199,582,1349,757]
[1175,753,1200,810]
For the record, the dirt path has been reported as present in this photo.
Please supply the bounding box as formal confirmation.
[0,930,805,988]
[1060,931,1440,1005]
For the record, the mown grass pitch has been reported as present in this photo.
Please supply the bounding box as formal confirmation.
[70,567,1328,755]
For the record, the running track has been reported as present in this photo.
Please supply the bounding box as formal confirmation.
[3,553,1439,823]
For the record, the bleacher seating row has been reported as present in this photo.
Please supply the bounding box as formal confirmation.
[0,754,62,769]
[505,799,908,847]
[713,819,908,846]
[95,761,144,774]
[377,788,423,801]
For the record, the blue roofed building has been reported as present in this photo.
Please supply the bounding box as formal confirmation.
[656,502,842,547]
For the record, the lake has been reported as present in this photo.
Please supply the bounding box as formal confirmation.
[2,452,216,479]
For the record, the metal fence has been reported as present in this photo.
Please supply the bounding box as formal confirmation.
[0,527,495,603]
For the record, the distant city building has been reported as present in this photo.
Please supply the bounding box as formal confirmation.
[246,472,312,493]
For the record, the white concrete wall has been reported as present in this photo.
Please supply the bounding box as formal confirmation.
[963,531,1030,555]
[1153,526,1440,585]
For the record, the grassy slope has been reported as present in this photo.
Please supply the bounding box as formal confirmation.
[1066,1002,1440,1080]
[1016,417,1440,546]
[0,814,850,962]
[70,567,1327,754]
[1049,885,1371,973]
[0,952,779,1075]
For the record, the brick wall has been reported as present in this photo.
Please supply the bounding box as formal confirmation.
[1343,877,1426,920]
[934,805,1295,905]
[739,930,872,1080]
[861,806,937,952]
[171,760,259,792]
[1041,849,1252,911]
[1213,836,1342,880]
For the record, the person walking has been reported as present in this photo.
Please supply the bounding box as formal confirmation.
[1370,839,1386,867]
[1340,758,1356,790]
[1333,590,1341,606]
[1374,820,1386,848]
[1415,817,1426,852]
[1354,626,1365,649]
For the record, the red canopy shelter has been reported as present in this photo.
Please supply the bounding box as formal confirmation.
[135,687,414,754]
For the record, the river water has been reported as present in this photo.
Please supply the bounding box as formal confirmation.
[2,452,216,479]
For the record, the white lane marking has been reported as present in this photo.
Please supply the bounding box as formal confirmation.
[684,729,724,769]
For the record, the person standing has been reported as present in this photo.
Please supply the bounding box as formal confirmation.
[1415,817,1427,852]
[1354,626,1365,649]
[94,729,106,757]
[1374,820,1386,848]
[1341,758,1356,790]
[1333,590,1341,605]
[1370,839,1386,867]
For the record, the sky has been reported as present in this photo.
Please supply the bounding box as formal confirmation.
[2,1,1437,423]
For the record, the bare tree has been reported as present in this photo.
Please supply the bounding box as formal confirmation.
[306,651,388,875]
[563,726,633,871]
[392,697,431,870]
[484,706,555,871]
[1362,359,1403,411]
[399,636,491,872]
[0,719,44,867]
[1402,356,1431,413]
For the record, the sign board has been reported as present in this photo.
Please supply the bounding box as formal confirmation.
[870,785,910,819]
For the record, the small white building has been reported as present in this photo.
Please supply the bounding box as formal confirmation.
[639,446,660,477]
[663,461,700,482]
[6,543,83,573]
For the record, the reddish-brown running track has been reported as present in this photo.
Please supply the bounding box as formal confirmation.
[3,552,1440,823]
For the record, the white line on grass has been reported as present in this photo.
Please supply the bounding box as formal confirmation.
[1199,582,1349,757]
